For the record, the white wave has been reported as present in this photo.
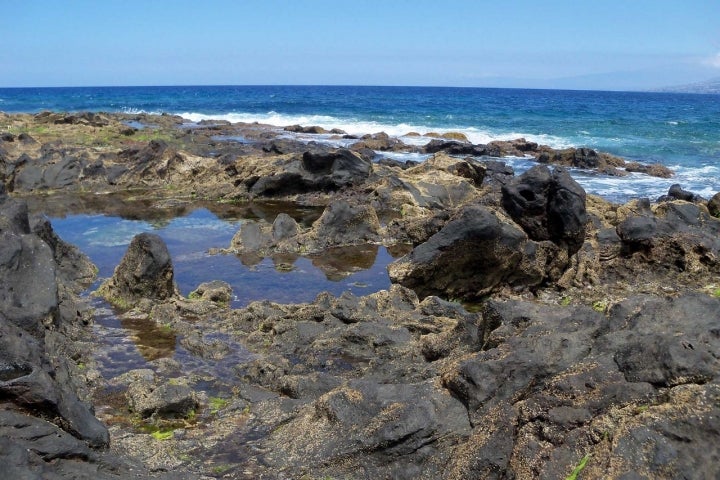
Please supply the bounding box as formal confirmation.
[276,132,357,148]
[121,107,162,115]
[175,111,575,150]
[376,151,433,162]
[675,164,720,176]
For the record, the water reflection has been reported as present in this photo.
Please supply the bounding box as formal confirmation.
[310,244,379,281]
[46,196,396,307]
[119,316,177,362]
[24,192,322,227]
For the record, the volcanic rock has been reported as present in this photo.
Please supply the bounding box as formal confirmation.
[98,232,178,308]
[0,198,58,333]
[615,200,720,275]
[658,183,703,203]
[388,205,527,299]
[501,165,587,253]
[625,161,674,178]
[308,200,381,248]
[708,192,720,218]
[127,377,198,418]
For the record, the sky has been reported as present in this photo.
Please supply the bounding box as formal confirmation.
[1,0,719,90]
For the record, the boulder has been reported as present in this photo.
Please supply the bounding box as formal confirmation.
[481,160,515,184]
[419,154,486,187]
[98,233,177,308]
[261,138,309,155]
[309,200,381,248]
[301,148,372,187]
[0,196,110,450]
[625,161,674,178]
[423,139,492,156]
[658,183,703,203]
[18,133,37,144]
[501,165,587,253]
[351,132,408,151]
[615,200,720,275]
[0,312,109,447]
[708,192,720,218]
[249,148,373,197]
[248,172,308,196]
[388,205,527,300]
[30,214,97,293]
[284,124,328,134]
[42,155,86,188]
[371,154,484,213]
[127,380,198,418]
[188,280,233,304]
[0,198,58,333]
[535,146,628,176]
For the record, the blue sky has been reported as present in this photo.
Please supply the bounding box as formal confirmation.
[1,0,719,90]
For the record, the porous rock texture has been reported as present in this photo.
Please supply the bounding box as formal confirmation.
[98,232,178,308]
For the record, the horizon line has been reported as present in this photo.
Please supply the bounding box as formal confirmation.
[0,83,702,96]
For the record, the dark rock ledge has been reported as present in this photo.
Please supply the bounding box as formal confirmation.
[0,190,193,478]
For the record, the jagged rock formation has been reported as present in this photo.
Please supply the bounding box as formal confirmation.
[98,232,178,308]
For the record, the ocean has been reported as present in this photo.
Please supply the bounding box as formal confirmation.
[1,85,719,202]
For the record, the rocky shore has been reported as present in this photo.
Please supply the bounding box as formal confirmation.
[1,111,719,479]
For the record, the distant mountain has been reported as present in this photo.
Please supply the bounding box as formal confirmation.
[655,78,720,94]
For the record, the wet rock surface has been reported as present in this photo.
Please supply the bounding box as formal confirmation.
[1,111,719,479]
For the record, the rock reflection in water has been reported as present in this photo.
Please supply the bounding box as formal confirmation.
[25,192,322,228]
[50,199,395,307]
[271,252,299,272]
[310,245,379,281]
[236,252,263,268]
[119,316,177,362]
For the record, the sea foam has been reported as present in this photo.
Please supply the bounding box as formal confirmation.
[177,111,574,150]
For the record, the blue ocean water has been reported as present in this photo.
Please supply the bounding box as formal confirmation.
[1,85,719,200]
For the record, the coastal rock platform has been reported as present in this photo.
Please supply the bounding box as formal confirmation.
[0,111,718,479]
